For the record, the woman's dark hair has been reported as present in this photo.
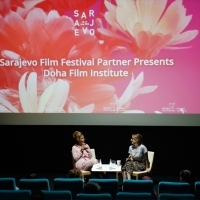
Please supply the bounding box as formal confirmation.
[84,182,101,194]
[180,170,195,182]
[180,170,195,193]
[30,190,45,200]
[68,169,82,178]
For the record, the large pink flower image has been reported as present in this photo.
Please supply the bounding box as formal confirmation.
[0,72,96,113]
[0,0,25,16]
[0,8,117,112]
[0,8,106,87]
[0,71,157,113]
[33,0,101,15]
[98,0,199,59]
[0,5,159,113]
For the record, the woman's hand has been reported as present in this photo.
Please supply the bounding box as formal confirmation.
[84,144,89,149]
[81,146,84,151]
[126,156,133,161]
[146,168,150,172]
[81,144,89,151]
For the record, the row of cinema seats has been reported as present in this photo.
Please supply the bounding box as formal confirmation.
[1,177,200,199]
[0,190,197,200]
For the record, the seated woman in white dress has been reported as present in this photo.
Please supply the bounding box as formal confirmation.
[122,133,150,180]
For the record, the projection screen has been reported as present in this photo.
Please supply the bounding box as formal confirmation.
[0,0,200,125]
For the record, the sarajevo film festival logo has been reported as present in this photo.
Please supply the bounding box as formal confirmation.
[74,10,95,36]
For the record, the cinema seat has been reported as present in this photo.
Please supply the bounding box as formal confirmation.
[0,190,31,200]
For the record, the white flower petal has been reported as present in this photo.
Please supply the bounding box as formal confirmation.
[167,30,199,45]
[105,0,117,13]
[133,72,144,89]
[118,74,135,108]
[68,102,79,113]
[118,72,145,108]
[1,50,21,60]
[116,1,139,34]
[38,81,57,112]
[68,106,73,113]
[155,111,162,114]
[27,72,37,112]
[25,8,46,30]
[68,102,95,113]
[139,86,158,94]
[48,80,69,112]
[23,0,44,10]
[19,72,29,112]
[118,72,157,109]
[154,0,183,34]
[0,95,19,112]
[72,104,95,113]
[136,0,167,31]
[97,28,131,42]
[174,15,192,35]
[0,104,12,112]
[38,79,69,113]
[68,45,79,58]
[46,10,60,23]
[163,46,190,50]
[68,103,75,113]
[104,12,117,29]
